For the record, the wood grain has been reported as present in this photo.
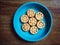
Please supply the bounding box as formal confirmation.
[0,0,60,45]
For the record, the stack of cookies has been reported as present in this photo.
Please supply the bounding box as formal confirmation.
[20,9,45,34]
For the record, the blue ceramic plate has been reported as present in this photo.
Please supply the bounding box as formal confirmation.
[13,2,53,42]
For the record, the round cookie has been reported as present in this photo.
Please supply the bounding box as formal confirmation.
[21,15,29,23]
[27,9,35,17]
[37,21,45,28]
[35,12,44,20]
[22,23,30,31]
[29,17,37,26]
[30,26,38,34]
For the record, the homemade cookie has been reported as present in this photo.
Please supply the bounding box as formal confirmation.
[22,23,30,31]
[30,26,38,34]
[35,12,44,20]
[29,17,37,26]
[37,21,45,28]
[27,9,35,17]
[21,15,29,23]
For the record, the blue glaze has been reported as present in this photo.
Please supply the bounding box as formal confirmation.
[13,2,53,42]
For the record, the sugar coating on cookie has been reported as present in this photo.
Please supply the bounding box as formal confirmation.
[35,12,44,20]
[30,26,38,34]
[37,21,45,28]
[27,9,35,17]
[22,23,30,31]
[21,15,29,23]
[29,18,37,26]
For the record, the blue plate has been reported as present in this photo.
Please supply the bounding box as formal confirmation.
[13,2,53,42]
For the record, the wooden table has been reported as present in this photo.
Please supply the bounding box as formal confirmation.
[0,0,60,45]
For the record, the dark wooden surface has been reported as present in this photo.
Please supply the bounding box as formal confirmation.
[0,0,60,45]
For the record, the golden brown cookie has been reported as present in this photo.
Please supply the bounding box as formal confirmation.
[21,15,29,23]
[37,21,45,28]
[22,23,30,31]
[30,26,38,34]
[27,9,35,17]
[35,12,44,20]
[29,17,37,26]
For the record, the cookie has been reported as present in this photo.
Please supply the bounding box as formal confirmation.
[22,23,30,31]
[30,26,38,34]
[35,12,44,20]
[21,15,29,23]
[37,21,45,28]
[29,17,37,26]
[27,9,35,17]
